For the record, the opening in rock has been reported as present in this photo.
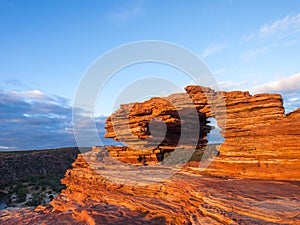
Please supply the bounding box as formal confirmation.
[207,117,224,144]
[188,117,224,162]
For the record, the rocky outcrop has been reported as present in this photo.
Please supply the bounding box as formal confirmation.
[106,85,300,180]
[48,150,300,224]
[105,93,212,151]
[2,148,299,224]
[186,86,300,180]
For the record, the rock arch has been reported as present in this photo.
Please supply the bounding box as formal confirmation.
[105,85,300,180]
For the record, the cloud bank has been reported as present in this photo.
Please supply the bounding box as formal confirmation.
[0,90,113,151]
[251,73,300,93]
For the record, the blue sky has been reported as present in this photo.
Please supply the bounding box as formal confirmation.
[1,0,300,150]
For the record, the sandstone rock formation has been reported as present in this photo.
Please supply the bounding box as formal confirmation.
[48,148,300,224]
[1,147,299,224]
[186,86,300,180]
[105,93,212,151]
[105,85,300,180]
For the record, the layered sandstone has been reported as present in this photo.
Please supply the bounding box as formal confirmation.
[106,85,300,180]
[2,148,299,224]
[186,87,300,180]
[49,149,300,224]
[105,93,212,151]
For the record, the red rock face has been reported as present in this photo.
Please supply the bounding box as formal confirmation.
[2,150,299,224]
[187,86,300,180]
[105,93,212,151]
[106,85,300,180]
[49,151,300,224]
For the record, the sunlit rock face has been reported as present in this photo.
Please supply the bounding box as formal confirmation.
[105,93,212,151]
[2,149,299,224]
[106,85,300,180]
[186,86,300,180]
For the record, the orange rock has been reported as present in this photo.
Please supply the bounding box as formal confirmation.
[106,85,300,180]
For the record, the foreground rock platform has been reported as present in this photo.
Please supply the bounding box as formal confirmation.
[1,147,299,224]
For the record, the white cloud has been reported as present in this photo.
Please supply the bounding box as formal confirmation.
[244,33,255,42]
[23,90,45,98]
[260,13,300,38]
[5,89,52,105]
[218,80,247,90]
[202,44,225,58]
[213,68,227,75]
[242,45,271,61]
[242,13,300,61]
[0,146,15,150]
[245,12,300,41]
[242,39,298,61]
[251,72,300,94]
[288,97,300,102]
[109,0,143,22]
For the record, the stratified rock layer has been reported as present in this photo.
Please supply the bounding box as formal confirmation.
[50,149,300,224]
[186,86,300,180]
[2,148,299,224]
[106,85,300,180]
[105,93,212,151]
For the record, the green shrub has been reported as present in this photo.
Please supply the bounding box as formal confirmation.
[25,194,45,206]
[15,184,27,203]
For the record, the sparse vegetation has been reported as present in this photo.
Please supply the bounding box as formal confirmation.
[25,193,45,207]
[14,183,27,203]
[0,147,84,208]
[4,175,67,207]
